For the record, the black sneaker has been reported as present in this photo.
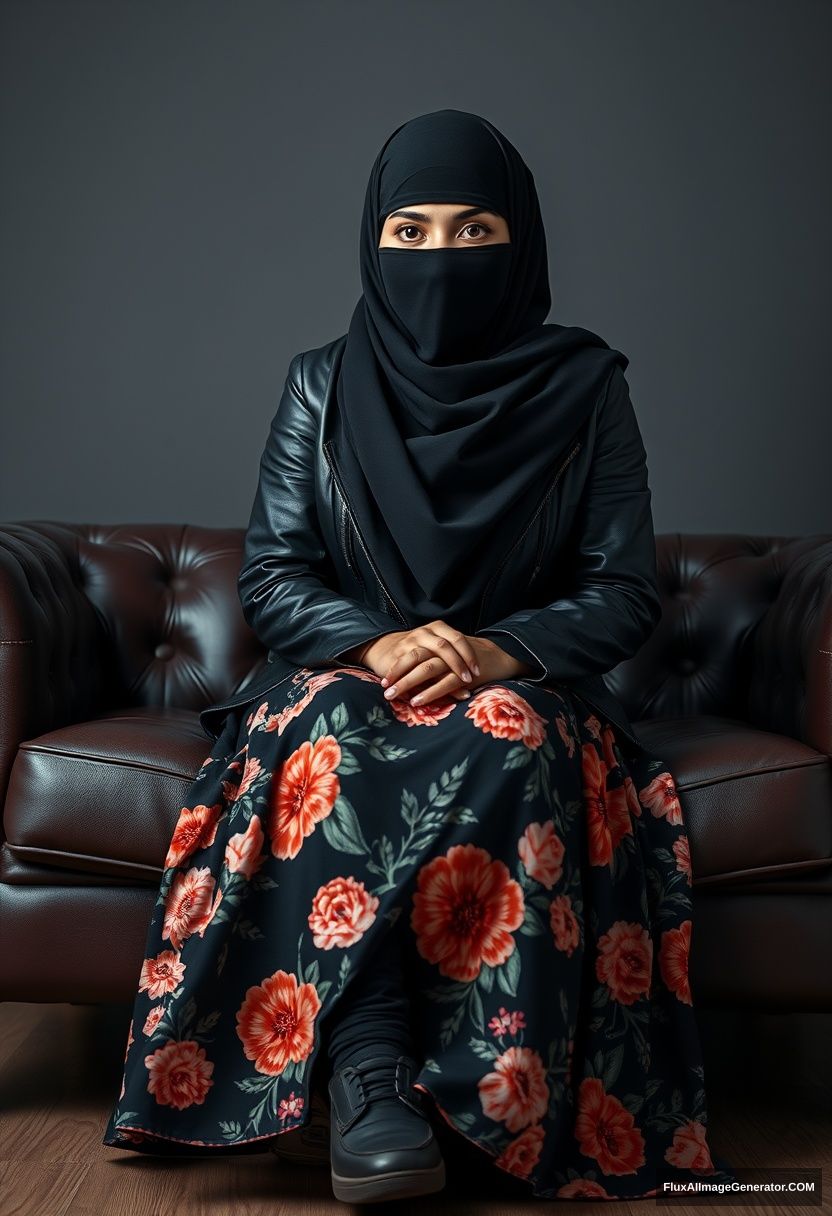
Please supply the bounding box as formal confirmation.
[328,1053,446,1204]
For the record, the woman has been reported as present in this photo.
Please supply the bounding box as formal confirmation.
[103,109,725,1203]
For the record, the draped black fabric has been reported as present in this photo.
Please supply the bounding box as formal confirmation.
[333,108,629,628]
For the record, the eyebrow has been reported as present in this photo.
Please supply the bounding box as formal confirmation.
[387,206,494,222]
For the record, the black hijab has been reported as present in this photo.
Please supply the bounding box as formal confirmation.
[332,108,628,631]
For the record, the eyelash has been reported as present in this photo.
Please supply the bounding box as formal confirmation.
[393,222,494,243]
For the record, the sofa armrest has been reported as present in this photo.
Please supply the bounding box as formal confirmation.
[0,524,111,824]
[746,536,832,755]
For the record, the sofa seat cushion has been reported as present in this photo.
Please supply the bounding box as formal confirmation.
[5,708,830,891]
[4,707,216,883]
[633,714,832,885]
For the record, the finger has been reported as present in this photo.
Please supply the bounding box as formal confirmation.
[426,622,480,681]
[381,641,433,688]
[381,639,448,690]
[382,656,449,700]
[382,626,474,688]
[410,672,468,705]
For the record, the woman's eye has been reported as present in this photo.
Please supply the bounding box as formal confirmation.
[392,221,494,243]
[461,223,492,239]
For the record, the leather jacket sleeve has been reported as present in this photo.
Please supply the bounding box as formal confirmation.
[237,352,402,666]
[475,365,663,682]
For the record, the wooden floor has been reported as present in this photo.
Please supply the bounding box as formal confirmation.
[0,1000,829,1215]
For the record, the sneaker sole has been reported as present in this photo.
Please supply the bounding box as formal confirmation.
[331,1158,446,1203]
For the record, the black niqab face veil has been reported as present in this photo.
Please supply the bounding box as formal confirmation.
[332,108,628,631]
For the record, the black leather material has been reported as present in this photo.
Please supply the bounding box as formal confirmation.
[328,1054,442,1179]
[199,333,663,749]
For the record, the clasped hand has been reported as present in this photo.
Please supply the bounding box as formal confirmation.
[346,621,535,705]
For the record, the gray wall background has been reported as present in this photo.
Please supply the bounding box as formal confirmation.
[1,0,830,534]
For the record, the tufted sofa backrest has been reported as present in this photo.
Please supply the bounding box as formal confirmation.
[1,522,831,754]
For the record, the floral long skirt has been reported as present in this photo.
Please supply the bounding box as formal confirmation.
[102,664,729,1200]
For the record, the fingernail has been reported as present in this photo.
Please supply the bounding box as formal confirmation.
[381,677,388,686]
[411,694,423,704]
[472,664,480,676]
[462,671,471,682]
[384,686,397,698]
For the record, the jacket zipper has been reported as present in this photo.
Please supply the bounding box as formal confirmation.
[475,439,582,631]
[323,440,409,627]
[337,496,366,596]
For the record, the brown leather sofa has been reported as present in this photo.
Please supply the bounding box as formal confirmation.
[1,522,830,1010]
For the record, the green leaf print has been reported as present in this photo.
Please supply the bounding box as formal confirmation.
[234,917,265,940]
[602,1042,626,1089]
[494,947,521,997]
[520,902,547,936]
[367,761,471,894]
[504,744,534,770]
[336,954,352,994]
[321,794,371,855]
[469,1036,500,1062]
[309,712,328,743]
[477,963,495,992]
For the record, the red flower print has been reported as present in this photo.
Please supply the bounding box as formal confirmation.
[583,714,602,739]
[308,875,379,949]
[162,867,217,950]
[143,1005,165,1036]
[118,1129,151,1144]
[639,771,684,825]
[623,774,642,818]
[301,669,346,696]
[575,1076,646,1175]
[596,921,652,1005]
[658,920,693,1004]
[556,1178,611,1198]
[164,803,222,869]
[268,735,341,860]
[601,725,619,773]
[223,750,263,803]
[261,694,314,735]
[582,744,633,867]
[555,712,576,757]
[550,894,581,957]
[124,1023,135,1061]
[488,1006,527,1037]
[247,701,270,732]
[278,1090,305,1121]
[139,948,185,998]
[236,969,321,1076]
[465,687,548,749]
[208,886,223,923]
[144,1039,214,1110]
[664,1119,713,1170]
[390,694,457,725]
[329,665,381,683]
[673,835,693,885]
[411,843,525,982]
[259,670,344,735]
[478,1045,549,1133]
[495,1123,546,1178]
[518,820,565,889]
[225,814,266,878]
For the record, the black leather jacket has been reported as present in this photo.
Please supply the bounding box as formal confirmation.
[199,333,662,750]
